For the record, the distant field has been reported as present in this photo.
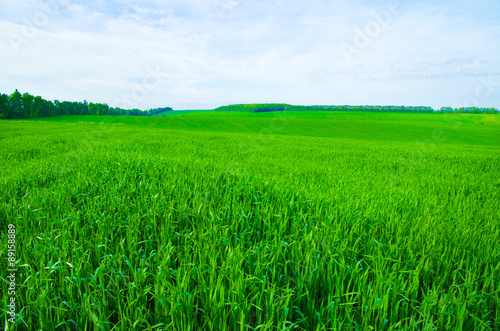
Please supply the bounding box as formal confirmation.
[37,111,500,145]
[1,112,499,330]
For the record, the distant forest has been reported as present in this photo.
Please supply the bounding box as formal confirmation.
[0,89,173,119]
[216,104,499,114]
[1,90,498,120]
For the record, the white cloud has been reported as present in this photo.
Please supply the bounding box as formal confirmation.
[0,0,499,109]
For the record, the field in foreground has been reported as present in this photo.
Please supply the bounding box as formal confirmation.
[1,112,499,330]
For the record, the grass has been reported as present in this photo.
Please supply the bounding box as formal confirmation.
[35,111,500,145]
[1,112,499,330]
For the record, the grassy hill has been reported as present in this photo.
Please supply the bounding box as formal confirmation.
[1,112,499,330]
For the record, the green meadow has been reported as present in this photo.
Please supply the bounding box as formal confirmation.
[1,112,499,330]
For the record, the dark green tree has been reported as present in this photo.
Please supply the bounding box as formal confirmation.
[32,96,43,118]
[10,89,23,118]
[89,102,98,115]
[22,92,35,118]
[54,100,63,116]
[0,93,10,119]
[38,97,51,117]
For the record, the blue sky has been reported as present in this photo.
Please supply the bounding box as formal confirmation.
[1,0,499,110]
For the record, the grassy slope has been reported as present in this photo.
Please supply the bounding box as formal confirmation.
[1,112,499,330]
[36,112,500,146]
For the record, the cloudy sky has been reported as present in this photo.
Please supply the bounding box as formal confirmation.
[1,0,499,110]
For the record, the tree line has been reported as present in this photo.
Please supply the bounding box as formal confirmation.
[0,89,173,119]
[216,104,499,114]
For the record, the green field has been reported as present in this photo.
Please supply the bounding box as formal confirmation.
[1,112,499,330]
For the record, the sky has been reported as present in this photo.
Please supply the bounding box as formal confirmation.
[1,0,499,110]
